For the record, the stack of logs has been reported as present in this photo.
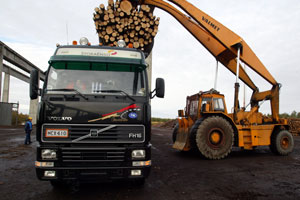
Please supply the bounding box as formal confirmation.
[288,118,300,136]
[93,0,159,52]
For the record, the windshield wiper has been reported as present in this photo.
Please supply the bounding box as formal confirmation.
[95,90,135,102]
[46,88,88,100]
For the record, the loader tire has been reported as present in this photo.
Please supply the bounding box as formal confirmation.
[172,123,179,143]
[189,119,204,150]
[196,116,234,160]
[270,130,294,156]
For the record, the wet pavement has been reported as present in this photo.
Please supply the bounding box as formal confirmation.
[1,127,300,200]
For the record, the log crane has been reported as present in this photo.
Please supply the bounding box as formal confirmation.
[127,0,294,159]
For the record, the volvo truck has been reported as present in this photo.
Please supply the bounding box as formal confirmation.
[30,38,164,186]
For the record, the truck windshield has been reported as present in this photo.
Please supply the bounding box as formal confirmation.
[45,62,147,96]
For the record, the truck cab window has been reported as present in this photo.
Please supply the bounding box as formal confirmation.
[213,98,225,111]
[189,100,199,116]
[46,63,147,96]
[201,98,212,112]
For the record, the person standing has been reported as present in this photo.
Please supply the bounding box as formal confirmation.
[24,117,33,145]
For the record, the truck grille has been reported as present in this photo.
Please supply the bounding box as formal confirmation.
[42,124,145,143]
[60,147,126,167]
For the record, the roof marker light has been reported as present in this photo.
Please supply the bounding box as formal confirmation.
[128,43,133,48]
[117,40,126,48]
[79,37,89,45]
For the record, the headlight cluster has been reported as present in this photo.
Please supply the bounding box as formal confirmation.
[41,149,57,159]
[131,150,145,159]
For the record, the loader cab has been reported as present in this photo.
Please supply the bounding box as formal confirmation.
[198,92,227,114]
[182,90,227,120]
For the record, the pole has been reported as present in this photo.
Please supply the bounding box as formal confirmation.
[66,22,69,45]
[214,60,218,90]
[234,44,241,122]
[235,46,241,83]
[15,102,19,126]
[0,44,4,102]
[243,63,246,108]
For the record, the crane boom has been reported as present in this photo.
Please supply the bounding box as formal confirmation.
[140,0,257,90]
[132,0,281,122]
[168,0,278,86]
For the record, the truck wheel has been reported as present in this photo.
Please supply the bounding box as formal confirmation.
[270,130,294,156]
[196,116,234,159]
[172,123,179,143]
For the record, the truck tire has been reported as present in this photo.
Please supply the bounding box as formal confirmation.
[172,123,179,143]
[196,116,234,159]
[270,130,294,156]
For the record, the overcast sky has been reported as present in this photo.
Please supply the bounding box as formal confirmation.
[1,0,300,118]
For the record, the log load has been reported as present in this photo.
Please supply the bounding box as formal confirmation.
[93,0,159,53]
[288,118,300,136]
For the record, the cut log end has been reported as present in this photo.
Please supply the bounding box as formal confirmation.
[120,0,132,13]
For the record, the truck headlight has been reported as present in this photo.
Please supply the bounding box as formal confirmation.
[131,170,142,176]
[132,150,145,159]
[41,149,57,159]
[44,171,56,177]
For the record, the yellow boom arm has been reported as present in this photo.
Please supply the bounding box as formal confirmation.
[133,0,281,122]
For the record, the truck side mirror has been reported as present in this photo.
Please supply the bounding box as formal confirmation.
[155,78,165,98]
[151,78,165,98]
[30,69,39,100]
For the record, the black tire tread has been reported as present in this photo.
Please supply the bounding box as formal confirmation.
[270,130,294,156]
[196,116,234,160]
[172,123,179,143]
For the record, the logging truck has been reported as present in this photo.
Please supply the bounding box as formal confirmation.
[30,38,164,185]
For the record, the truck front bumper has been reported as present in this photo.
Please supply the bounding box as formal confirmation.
[36,165,151,182]
[35,144,151,182]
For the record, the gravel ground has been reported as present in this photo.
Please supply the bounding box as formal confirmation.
[0,126,300,200]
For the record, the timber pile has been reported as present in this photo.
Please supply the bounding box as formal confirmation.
[160,119,177,128]
[288,118,300,136]
[93,0,159,52]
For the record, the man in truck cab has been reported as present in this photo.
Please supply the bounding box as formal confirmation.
[67,79,87,92]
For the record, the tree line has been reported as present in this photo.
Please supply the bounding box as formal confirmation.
[152,117,174,123]
[12,112,29,125]
[277,111,300,119]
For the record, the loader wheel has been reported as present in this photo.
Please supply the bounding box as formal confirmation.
[196,116,234,159]
[172,123,179,143]
[270,130,294,156]
[189,119,203,150]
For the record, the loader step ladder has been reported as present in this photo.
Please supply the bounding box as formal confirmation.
[239,128,254,150]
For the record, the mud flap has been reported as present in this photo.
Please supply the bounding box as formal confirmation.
[173,118,193,151]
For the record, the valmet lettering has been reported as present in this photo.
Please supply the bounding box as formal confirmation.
[202,16,220,31]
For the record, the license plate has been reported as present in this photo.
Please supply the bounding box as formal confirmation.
[45,129,69,138]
